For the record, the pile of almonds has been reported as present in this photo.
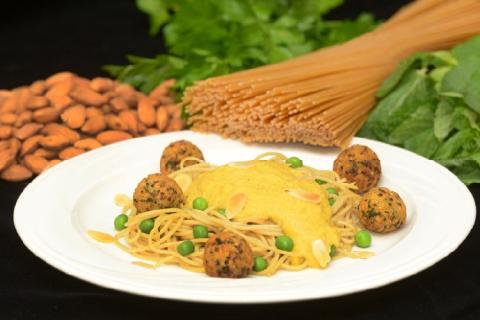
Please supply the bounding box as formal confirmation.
[0,72,183,182]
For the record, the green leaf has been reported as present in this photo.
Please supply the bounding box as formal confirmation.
[403,128,440,158]
[136,0,170,37]
[387,104,434,145]
[433,99,454,141]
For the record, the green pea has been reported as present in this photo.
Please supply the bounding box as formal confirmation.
[253,256,268,272]
[315,179,327,185]
[275,235,294,252]
[192,197,208,210]
[139,218,155,234]
[114,214,128,231]
[328,198,336,206]
[355,230,372,248]
[177,240,195,256]
[329,244,337,257]
[193,225,209,238]
[326,187,338,195]
[217,208,226,216]
[286,157,303,168]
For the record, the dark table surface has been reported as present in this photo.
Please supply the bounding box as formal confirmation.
[1,1,479,319]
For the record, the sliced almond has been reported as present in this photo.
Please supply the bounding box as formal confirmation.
[227,161,254,169]
[87,230,114,243]
[312,239,331,268]
[226,193,247,219]
[286,189,323,203]
[173,174,192,193]
[132,261,156,269]
[114,194,133,207]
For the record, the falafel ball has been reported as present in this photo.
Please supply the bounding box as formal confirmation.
[203,231,254,278]
[333,144,381,194]
[357,187,406,233]
[133,173,184,213]
[160,140,204,174]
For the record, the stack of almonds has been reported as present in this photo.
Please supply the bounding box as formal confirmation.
[0,72,182,182]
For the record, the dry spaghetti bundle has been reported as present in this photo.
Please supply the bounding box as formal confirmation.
[183,0,480,148]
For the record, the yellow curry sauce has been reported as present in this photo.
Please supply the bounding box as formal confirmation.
[185,160,339,268]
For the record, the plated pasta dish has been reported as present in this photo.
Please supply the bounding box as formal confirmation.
[89,140,407,278]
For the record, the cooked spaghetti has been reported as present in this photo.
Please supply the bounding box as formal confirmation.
[183,0,480,148]
[90,152,372,276]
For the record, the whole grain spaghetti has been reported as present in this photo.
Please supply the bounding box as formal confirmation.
[89,153,369,276]
[183,0,480,148]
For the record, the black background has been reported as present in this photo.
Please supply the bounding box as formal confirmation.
[1,1,480,319]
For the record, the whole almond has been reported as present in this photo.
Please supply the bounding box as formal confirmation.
[41,123,80,143]
[119,110,138,134]
[0,126,13,139]
[10,138,21,155]
[48,95,72,112]
[43,159,62,172]
[39,135,71,149]
[61,104,86,129]
[166,118,184,132]
[0,140,10,151]
[74,138,102,150]
[90,77,114,93]
[27,96,49,110]
[46,78,73,99]
[33,148,57,159]
[59,147,84,160]
[0,113,17,125]
[85,107,103,119]
[1,95,18,114]
[156,96,174,106]
[20,135,42,156]
[156,107,169,131]
[70,87,107,106]
[30,80,46,95]
[15,87,32,113]
[14,123,43,140]
[45,72,75,88]
[33,107,59,123]
[145,128,160,136]
[23,155,49,174]
[1,163,33,182]
[149,79,175,100]
[114,84,137,107]
[138,97,156,127]
[15,111,33,128]
[105,114,128,131]
[73,77,91,88]
[81,115,106,135]
[96,130,132,145]
[110,97,129,113]
[0,148,16,171]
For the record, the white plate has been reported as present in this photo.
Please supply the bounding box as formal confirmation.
[14,131,475,303]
